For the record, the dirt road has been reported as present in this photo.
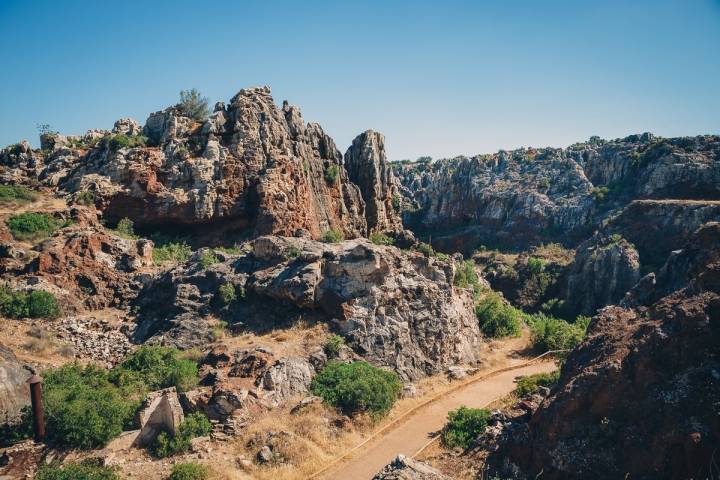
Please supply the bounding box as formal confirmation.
[320,360,557,480]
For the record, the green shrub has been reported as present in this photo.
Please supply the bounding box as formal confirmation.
[441,406,490,449]
[454,260,480,293]
[527,313,589,354]
[515,370,560,397]
[391,194,401,210]
[110,345,199,393]
[76,191,95,206]
[199,250,219,268]
[284,244,301,258]
[324,164,340,184]
[114,217,137,239]
[323,229,344,243]
[369,232,395,246]
[475,291,523,338]
[217,283,240,304]
[43,364,138,449]
[324,334,345,358]
[152,412,212,458]
[526,257,546,275]
[415,242,434,257]
[0,184,37,203]
[311,361,402,418]
[0,287,60,319]
[6,212,62,240]
[178,89,210,122]
[36,460,120,480]
[591,186,609,202]
[169,462,210,480]
[153,241,192,264]
[107,134,147,151]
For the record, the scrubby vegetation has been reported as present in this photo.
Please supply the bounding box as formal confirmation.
[528,313,591,354]
[324,164,340,184]
[36,460,120,480]
[75,190,95,206]
[169,462,210,480]
[515,370,560,397]
[6,212,63,241]
[454,260,480,292]
[441,406,490,448]
[105,134,148,151]
[199,249,220,267]
[475,290,523,338]
[177,88,210,122]
[109,345,199,393]
[322,229,344,243]
[324,334,345,358]
[369,232,395,245]
[0,287,60,319]
[113,217,138,239]
[152,412,212,458]
[311,361,402,418]
[217,282,244,304]
[153,241,192,264]
[0,184,37,204]
[415,242,435,257]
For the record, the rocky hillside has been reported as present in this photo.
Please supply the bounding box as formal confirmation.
[394,134,720,258]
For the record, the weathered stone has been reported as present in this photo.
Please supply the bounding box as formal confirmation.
[133,387,184,447]
[373,454,450,480]
[0,345,30,425]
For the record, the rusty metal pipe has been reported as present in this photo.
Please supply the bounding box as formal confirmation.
[27,375,44,442]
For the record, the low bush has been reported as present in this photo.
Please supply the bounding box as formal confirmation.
[169,462,210,480]
[218,282,244,304]
[475,291,523,338]
[109,345,199,393]
[0,184,37,203]
[311,361,402,418]
[43,364,139,449]
[369,232,395,246]
[526,256,546,275]
[441,406,490,449]
[591,186,609,202]
[324,334,345,358]
[415,242,434,257]
[0,287,60,319]
[153,241,192,264]
[177,89,209,122]
[454,260,480,293]
[199,250,219,268]
[6,212,63,241]
[515,370,560,397]
[324,164,340,184]
[36,460,120,480]
[391,194,401,210]
[106,134,148,151]
[75,191,95,206]
[322,229,344,243]
[152,412,212,458]
[113,217,138,239]
[527,313,589,354]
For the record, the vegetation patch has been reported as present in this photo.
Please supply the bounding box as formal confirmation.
[0,287,60,319]
[177,88,210,122]
[153,241,192,264]
[441,406,491,448]
[152,412,212,458]
[36,460,120,480]
[169,462,210,480]
[311,361,402,418]
[109,345,199,393]
[199,249,220,268]
[475,290,523,338]
[322,229,344,243]
[369,232,394,246]
[515,370,560,397]
[105,134,148,151]
[528,313,590,354]
[6,212,63,241]
[75,190,95,206]
[0,184,37,204]
[324,164,340,184]
[454,260,480,293]
[324,334,345,358]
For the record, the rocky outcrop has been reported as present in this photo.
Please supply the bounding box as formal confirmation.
[562,235,640,316]
[134,236,481,380]
[373,454,450,480]
[344,131,403,234]
[394,134,720,253]
[133,387,184,447]
[260,357,315,406]
[0,344,30,425]
[490,222,720,480]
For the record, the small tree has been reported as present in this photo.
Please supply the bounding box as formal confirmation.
[324,334,345,358]
[177,89,209,122]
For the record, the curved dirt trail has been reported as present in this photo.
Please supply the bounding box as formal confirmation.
[320,360,557,480]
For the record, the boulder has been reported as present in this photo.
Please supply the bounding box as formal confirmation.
[133,387,184,447]
[372,454,450,480]
[0,345,30,425]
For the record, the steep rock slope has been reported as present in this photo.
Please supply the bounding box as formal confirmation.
[133,236,481,380]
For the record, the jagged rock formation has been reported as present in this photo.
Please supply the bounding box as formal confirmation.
[373,454,450,480]
[562,235,640,316]
[489,222,720,480]
[345,131,403,234]
[133,236,481,380]
[0,344,30,425]
[0,87,404,243]
[394,134,720,254]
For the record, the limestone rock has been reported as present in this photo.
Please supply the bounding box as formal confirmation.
[373,454,450,480]
[0,345,31,425]
[133,387,184,447]
[259,357,315,406]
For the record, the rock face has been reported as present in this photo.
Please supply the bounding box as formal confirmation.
[492,222,720,480]
[562,235,640,316]
[373,454,450,480]
[344,131,403,234]
[394,135,720,253]
[1,87,402,243]
[134,236,481,380]
[0,344,30,425]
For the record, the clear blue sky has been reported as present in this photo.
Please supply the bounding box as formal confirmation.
[1,0,719,160]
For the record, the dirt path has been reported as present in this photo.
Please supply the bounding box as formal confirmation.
[320,360,557,480]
